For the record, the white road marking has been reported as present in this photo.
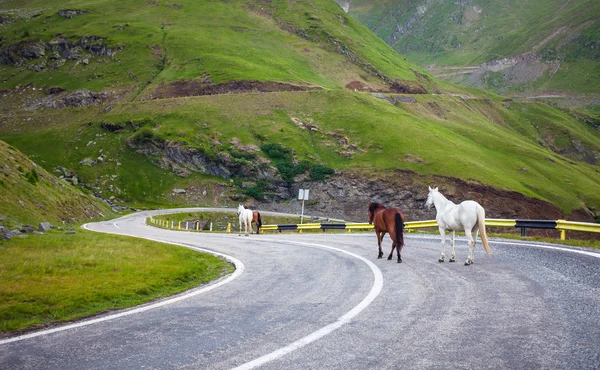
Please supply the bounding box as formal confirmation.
[496,240,600,258]
[413,234,600,259]
[232,240,383,370]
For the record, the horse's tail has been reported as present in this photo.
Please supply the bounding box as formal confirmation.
[476,205,492,256]
[256,212,262,227]
[394,212,404,248]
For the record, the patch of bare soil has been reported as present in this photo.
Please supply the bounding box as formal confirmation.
[138,80,322,100]
[345,80,427,94]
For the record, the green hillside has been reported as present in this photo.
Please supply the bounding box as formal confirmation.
[339,0,600,102]
[0,0,599,223]
[0,139,111,227]
[0,0,430,95]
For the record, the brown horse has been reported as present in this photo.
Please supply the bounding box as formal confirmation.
[251,211,262,234]
[368,202,405,263]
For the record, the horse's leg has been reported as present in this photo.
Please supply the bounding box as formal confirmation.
[245,219,251,236]
[449,230,456,262]
[377,231,385,259]
[472,227,480,263]
[397,237,404,263]
[464,227,475,265]
[239,219,242,236]
[438,228,447,262]
[387,240,395,260]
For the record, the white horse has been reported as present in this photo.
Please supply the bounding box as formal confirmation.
[425,187,492,265]
[237,204,253,236]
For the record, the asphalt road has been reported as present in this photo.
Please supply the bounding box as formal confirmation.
[1,209,599,369]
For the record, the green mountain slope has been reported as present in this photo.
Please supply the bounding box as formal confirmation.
[0,0,599,222]
[338,0,600,102]
[0,139,111,227]
[0,0,431,96]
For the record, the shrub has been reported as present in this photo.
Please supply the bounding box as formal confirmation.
[309,164,334,180]
[261,142,292,160]
[23,169,39,185]
[130,128,164,145]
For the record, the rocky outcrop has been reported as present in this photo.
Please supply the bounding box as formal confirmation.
[44,89,113,108]
[58,9,88,19]
[127,139,280,182]
[0,36,120,70]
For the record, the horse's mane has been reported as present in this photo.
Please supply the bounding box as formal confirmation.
[369,202,385,213]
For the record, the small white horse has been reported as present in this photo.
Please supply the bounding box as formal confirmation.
[425,187,491,265]
[237,204,253,236]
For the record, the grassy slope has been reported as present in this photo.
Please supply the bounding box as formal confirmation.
[0,0,425,94]
[0,139,112,226]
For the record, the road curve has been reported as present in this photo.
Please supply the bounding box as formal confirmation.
[1,209,599,369]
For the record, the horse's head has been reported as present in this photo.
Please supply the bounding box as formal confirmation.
[368,201,383,223]
[425,186,438,209]
[237,204,244,215]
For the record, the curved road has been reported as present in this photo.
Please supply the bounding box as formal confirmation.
[1,209,599,369]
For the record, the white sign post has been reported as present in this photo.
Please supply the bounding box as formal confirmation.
[298,189,310,224]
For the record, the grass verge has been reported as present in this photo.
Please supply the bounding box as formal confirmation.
[0,229,234,335]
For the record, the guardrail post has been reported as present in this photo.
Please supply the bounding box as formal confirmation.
[560,229,566,240]
[226,223,231,233]
[196,222,199,231]
[521,227,526,237]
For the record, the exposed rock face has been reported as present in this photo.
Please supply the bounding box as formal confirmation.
[127,140,280,183]
[39,222,54,232]
[44,89,113,108]
[162,145,233,178]
[0,36,120,69]
[58,9,88,19]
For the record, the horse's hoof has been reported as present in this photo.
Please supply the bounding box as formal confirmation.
[438,257,444,263]
[464,260,473,265]
[397,258,402,263]
[377,256,383,259]
[387,256,392,260]
[449,258,456,263]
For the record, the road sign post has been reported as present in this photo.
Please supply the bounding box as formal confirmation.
[298,189,310,224]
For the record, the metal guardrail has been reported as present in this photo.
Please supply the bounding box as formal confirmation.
[147,216,600,240]
[259,218,600,240]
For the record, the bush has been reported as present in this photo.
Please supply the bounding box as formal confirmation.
[309,164,334,180]
[130,128,163,145]
[261,142,292,160]
[23,169,39,185]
